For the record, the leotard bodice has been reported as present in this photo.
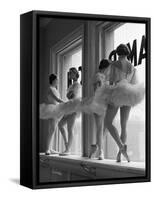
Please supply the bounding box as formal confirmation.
[47,86,60,105]
[67,82,81,100]
[109,59,135,84]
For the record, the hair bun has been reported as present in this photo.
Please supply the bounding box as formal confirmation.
[116,44,130,56]
[49,73,57,84]
[70,67,79,79]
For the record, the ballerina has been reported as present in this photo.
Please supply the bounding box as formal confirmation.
[89,59,111,160]
[105,44,142,162]
[58,67,81,155]
[42,74,64,155]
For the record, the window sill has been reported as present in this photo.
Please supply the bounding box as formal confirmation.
[40,153,145,180]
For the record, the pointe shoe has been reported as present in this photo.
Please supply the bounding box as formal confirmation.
[65,142,68,150]
[49,149,59,154]
[59,142,71,156]
[59,151,71,156]
[89,144,98,158]
[120,145,130,162]
[45,150,51,155]
[45,149,58,155]
[116,151,121,162]
[98,150,104,160]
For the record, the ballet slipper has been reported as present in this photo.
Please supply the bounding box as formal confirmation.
[98,149,104,160]
[65,142,68,150]
[45,150,51,155]
[59,142,71,156]
[120,145,130,162]
[116,151,121,162]
[59,151,71,156]
[50,149,59,154]
[89,144,98,158]
[45,149,59,155]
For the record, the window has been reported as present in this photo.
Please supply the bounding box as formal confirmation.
[51,26,83,156]
[50,22,146,162]
[100,23,145,162]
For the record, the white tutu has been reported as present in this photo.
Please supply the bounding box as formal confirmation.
[94,79,145,107]
[40,99,82,120]
[40,80,145,120]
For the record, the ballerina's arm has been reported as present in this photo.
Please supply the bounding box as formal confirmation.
[49,88,64,103]
[130,68,139,84]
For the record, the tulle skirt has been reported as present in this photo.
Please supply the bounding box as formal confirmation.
[40,99,82,120]
[40,80,145,120]
[94,79,145,107]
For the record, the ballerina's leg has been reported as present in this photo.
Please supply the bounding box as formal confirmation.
[66,113,77,153]
[105,104,130,162]
[58,115,69,151]
[46,119,59,155]
[89,113,99,159]
[92,113,105,160]
[117,106,131,162]
[59,113,77,155]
